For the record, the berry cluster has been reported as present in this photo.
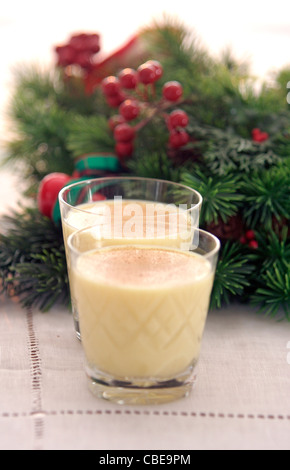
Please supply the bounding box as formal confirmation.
[55,33,100,70]
[101,60,190,160]
[240,229,259,249]
[251,128,269,143]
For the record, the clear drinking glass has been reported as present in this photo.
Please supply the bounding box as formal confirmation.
[59,177,203,339]
[68,227,220,405]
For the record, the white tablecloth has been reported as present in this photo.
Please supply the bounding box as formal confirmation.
[0,297,289,451]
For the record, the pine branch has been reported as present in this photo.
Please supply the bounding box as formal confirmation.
[203,133,282,175]
[0,207,69,311]
[66,114,115,157]
[248,227,290,274]
[4,98,75,181]
[180,170,244,225]
[210,241,255,309]
[245,228,290,319]
[241,165,290,229]
[128,150,179,181]
[10,249,70,312]
[250,261,290,320]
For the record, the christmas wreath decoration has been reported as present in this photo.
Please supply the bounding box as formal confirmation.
[0,19,289,318]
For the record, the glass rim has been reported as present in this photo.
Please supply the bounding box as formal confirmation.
[67,226,220,260]
[58,176,203,215]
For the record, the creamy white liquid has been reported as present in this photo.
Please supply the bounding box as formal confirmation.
[63,200,194,250]
[73,246,214,378]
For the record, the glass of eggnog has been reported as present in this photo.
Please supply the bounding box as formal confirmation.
[67,226,220,405]
[59,177,202,339]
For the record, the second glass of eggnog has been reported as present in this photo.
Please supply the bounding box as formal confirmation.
[68,227,220,405]
[59,177,202,339]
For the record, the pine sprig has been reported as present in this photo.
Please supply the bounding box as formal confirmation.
[210,241,255,309]
[244,229,290,318]
[10,249,69,312]
[0,207,69,311]
[248,228,290,274]
[241,166,290,229]
[180,170,244,225]
[204,137,281,175]
[66,114,115,157]
[128,150,179,181]
[250,261,290,319]
[5,98,75,181]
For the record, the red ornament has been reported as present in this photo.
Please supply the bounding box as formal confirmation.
[38,173,72,219]
[55,33,100,70]
[73,50,92,69]
[55,45,76,67]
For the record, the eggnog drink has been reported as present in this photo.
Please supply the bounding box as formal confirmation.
[59,177,203,344]
[72,246,214,379]
[62,199,195,250]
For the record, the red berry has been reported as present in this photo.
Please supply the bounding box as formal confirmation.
[119,99,140,121]
[115,141,134,158]
[118,68,138,89]
[239,235,247,244]
[38,173,72,219]
[137,63,156,85]
[248,240,259,249]
[114,123,135,142]
[245,229,255,240]
[163,81,183,102]
[256,132,269,143]
[252,128,269,143]
[146,60,163,81]
[101,76,121,96]
[168,109,189,129]
[108,114,126,131]
[106,92,126,108]
[252,128,260,137]
[169,130,189,148]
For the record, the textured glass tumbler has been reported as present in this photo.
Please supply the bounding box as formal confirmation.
[68,227,220,405]
[59,177,202,340]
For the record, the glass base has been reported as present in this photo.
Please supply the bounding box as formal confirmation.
[72,304,81,341]
[73,318,81,341]
[86,367,197,405]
